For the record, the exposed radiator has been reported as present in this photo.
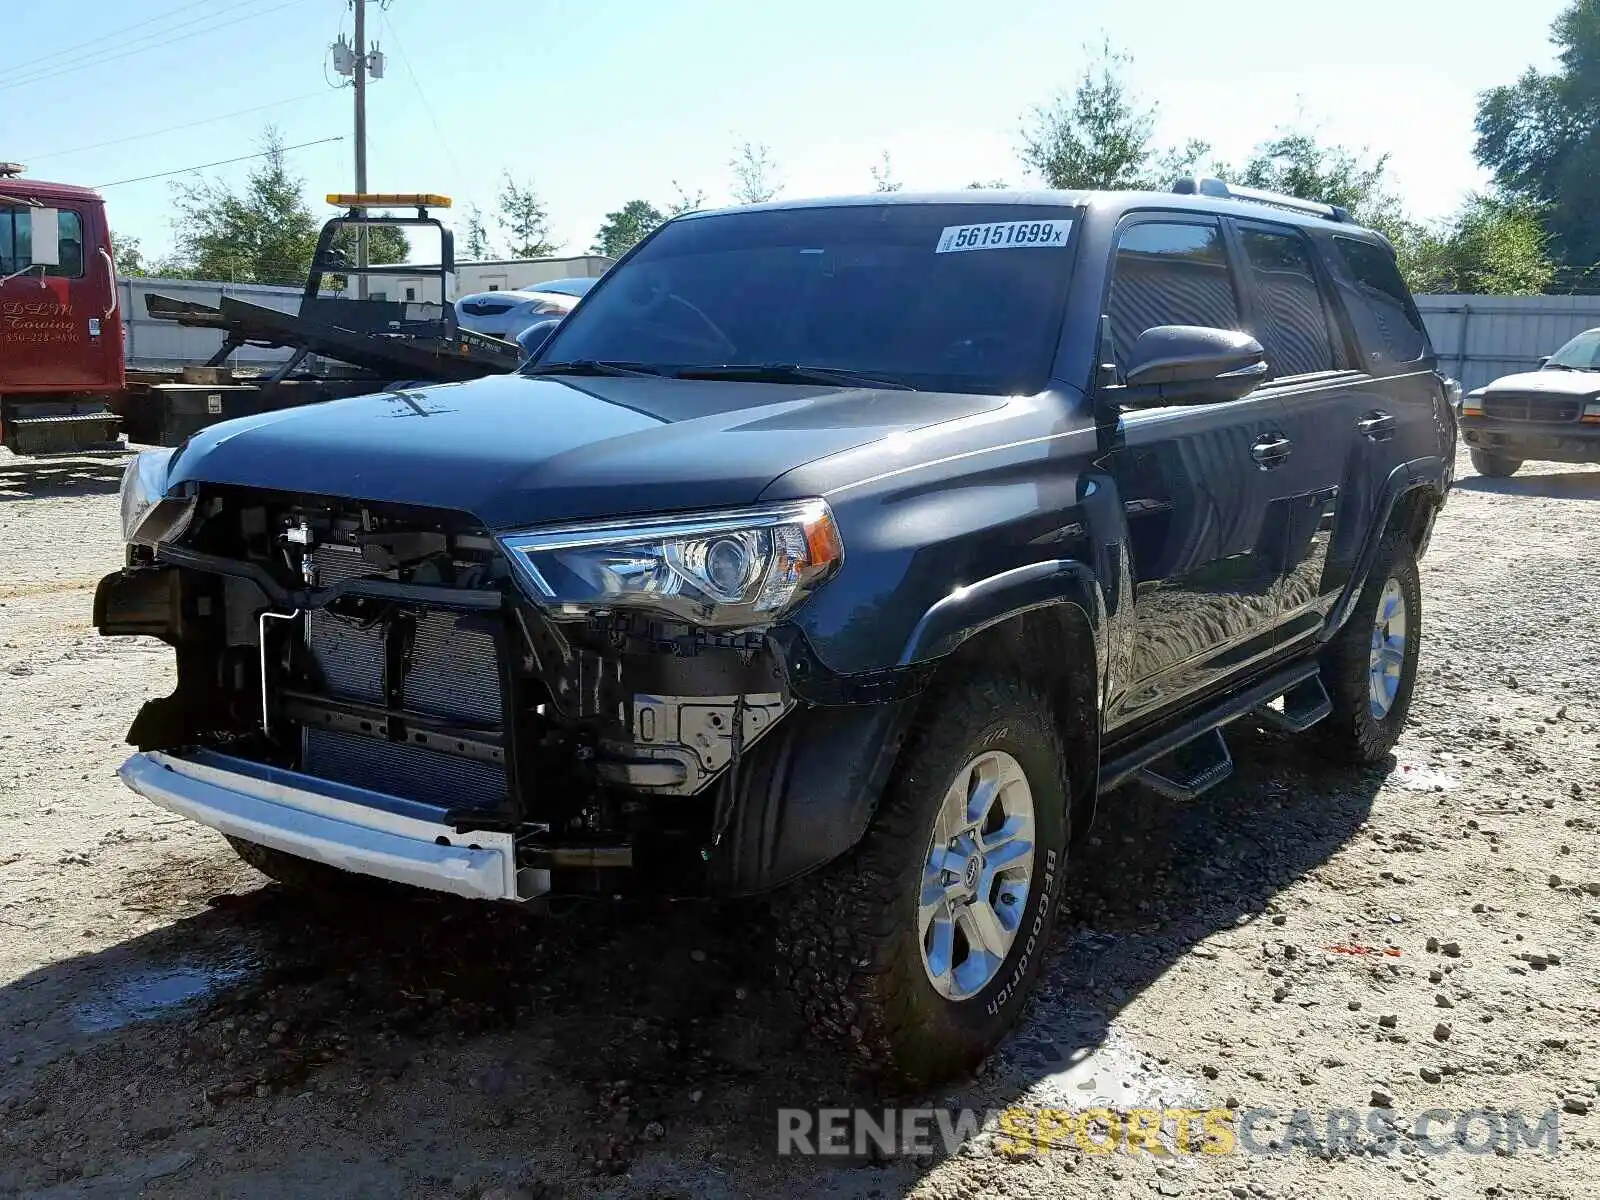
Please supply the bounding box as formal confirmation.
[303,726,507,810]
[300,545,507,809]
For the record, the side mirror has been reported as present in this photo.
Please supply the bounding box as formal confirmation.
[25,207,60,267]
[1118,325,1268,407]
[515,317,562,365]
[1536,355,1552,369]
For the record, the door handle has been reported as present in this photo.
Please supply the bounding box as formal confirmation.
[1357,410,1396,441]
[1250,435,1293,469]
[99,248,119,319]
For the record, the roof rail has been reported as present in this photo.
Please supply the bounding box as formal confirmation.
[1172,176,1352,224]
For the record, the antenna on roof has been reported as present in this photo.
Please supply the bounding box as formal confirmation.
[1172,176,1352,224]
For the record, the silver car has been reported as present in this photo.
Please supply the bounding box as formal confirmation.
[453,277,597,340]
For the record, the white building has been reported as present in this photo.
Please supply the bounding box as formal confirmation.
[377,255,615,303]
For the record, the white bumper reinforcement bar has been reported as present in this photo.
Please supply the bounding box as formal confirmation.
[118,750,536,902]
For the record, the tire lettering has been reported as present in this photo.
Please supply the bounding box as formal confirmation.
[986,849,1059,1014]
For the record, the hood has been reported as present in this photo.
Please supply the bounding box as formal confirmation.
[166,373,1009,530]
[1480,369,1600,397]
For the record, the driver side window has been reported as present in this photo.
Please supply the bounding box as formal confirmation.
[1107,220,1242,372]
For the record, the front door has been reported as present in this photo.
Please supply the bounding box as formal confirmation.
[0,197,121,393]
[1099,216,1296,730]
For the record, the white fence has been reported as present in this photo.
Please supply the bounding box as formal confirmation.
[119,277,321,370]
[1416,294,1600,392]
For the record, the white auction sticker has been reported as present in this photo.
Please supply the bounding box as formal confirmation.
[935,219,1072,253]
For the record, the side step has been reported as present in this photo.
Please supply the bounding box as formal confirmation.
[1099,660,1321,798]
[1254,675,1332,733]
[1136,727,1233,801]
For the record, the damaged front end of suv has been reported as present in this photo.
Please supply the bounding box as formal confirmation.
[97,446,869,903]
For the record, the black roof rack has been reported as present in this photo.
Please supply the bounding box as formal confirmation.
[1172,176,1352,224]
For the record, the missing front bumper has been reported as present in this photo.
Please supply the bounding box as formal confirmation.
[119,749,545,902]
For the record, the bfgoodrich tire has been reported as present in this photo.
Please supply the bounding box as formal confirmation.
[1470,448,1522,478]
[1315,535,1422,764]
[776,674,1070,1087]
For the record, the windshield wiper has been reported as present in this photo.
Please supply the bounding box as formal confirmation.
[672,363,913,390]
[523,359,667,378]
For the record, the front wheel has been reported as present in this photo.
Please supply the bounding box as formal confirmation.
[1315,536,1422,763]
[776,674,1070,1087]
[1470,448,1522,478]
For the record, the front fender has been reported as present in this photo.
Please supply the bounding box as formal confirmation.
[897,558,1105,667]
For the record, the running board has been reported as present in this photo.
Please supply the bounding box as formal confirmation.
[1099,660,1321,796]
[1254,675,1332,733]
[1136,728,1233,801]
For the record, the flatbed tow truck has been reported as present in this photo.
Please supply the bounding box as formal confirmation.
[0,174,516,455]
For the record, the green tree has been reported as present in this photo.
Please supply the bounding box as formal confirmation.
[730,141,781,204]
[1237,124,1402,228]
[870,151,902,192]
[666,180,706,216]
[1394,195,1555,296]
[331,223,409,270]
[110,230,146,276]
[461,204,492,260]
[591,199,665,258]
[1020,40,1159,189]
[166,126,321,285]
[1475,0,1600,270]
[497,172,557,258]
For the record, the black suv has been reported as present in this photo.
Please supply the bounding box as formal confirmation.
[1460,326,1600,477]
[96,180,1455,1085]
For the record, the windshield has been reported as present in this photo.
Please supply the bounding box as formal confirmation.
[534,203,1080,394]
[1544,329,1600,370]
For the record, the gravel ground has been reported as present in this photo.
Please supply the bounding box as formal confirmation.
[0,444,1597,1200]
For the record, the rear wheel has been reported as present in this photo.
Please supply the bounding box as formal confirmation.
[1470,448,1522,478]
[1316,536,1421,763]
[776,674,1070,1087]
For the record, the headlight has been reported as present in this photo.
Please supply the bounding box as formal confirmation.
[118,449,195,545]
[499,500,844,628]
[1462,390,1484,417]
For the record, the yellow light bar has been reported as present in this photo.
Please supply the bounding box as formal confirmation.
[326,193,452,208]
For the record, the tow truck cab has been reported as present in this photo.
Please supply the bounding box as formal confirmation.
[0,164,124,454]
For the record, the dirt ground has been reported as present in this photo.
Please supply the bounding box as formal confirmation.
[0,445,1597,1200]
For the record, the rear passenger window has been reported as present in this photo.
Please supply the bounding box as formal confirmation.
[1333,236,1428,365]
[1239,227,1341,377]
[1108,221,1240,371]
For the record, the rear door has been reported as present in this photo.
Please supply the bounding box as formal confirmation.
[0,197,121,392]
[1224,217,1367,647]
[1101,215,1297,730]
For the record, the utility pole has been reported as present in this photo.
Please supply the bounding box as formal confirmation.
[333,2,383,297]
[352,0,369,299]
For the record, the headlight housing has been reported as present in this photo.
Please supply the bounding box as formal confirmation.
[118,449,195,545]
[499,500,844,628]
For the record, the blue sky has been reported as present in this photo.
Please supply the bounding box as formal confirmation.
[3,0,1569,262]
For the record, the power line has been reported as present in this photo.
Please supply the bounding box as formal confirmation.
[94,136,345,189]
[21,93,329,163]
[379,9,466,183]
[0,0,314,94]
[0,0,217,74]
[2,0,270,88]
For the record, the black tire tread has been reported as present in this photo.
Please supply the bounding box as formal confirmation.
[225,835,393,900]
[1470,448,1522,478]
[1315,535,1422,764]
[774,673,1067,1087]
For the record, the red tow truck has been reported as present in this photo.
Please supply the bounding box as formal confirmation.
[2,168,516,456]
[0,163,125,454]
